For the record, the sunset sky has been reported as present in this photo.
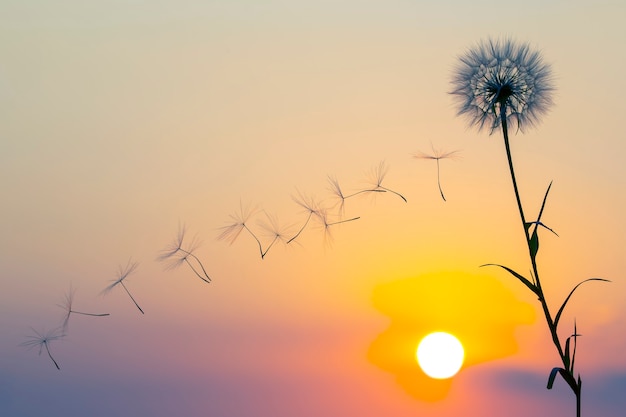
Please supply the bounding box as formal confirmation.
[1,1,625,416]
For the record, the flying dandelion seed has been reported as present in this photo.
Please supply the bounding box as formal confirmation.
[257,211,293,258]
[413,145,461,201]
[158,223,212,283]
[327,175,381,217]
[101,259,144,314]
[315,207,360,246]
[327,176,348,216]
[20,327,65,370]
[287,190,322,244]
[59,284,110,330]
[365,161,407,203]
[217,201,263,257]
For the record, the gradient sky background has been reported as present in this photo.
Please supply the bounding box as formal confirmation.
[1,1,625,416]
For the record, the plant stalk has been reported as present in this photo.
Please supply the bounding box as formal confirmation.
[499,105,581,417]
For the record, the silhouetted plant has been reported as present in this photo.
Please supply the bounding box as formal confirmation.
[59,284,110,330]
[413,145,461,201]
[101,259,144,314]
[158,223,212,283]
[20,327,65,370]
[451,37,608,417]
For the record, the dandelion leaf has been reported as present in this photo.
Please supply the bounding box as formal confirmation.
[554,278,610,329]
[564,337,571,371]
[529,228,539,259]
[547,367,578,392]
[547,367,561,389]
[481,263,539,296]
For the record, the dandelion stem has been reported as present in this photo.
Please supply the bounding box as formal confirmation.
[44,341,60,370]
[500,106,580,416]
[261,236,279,259]
[179,248,212,283]
[501,110,528,232]
[287,212,313,244]
[183,257,212,283]
[378,186,407,203]
[241,224,263,258]
[345,188,385,199]
[71,311,110,317]
[326,216,360,226]
[120,281,144,314]
[436,159,446,201]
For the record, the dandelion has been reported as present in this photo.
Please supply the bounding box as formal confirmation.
[102,259,144,314]
[158,223,211,283]
[59,284,110,330]
[365,161,407,203]
[413,144,461,201]
[217,201,263,257]
[20,327,65,370]
[450,37,554,134]
[451,38,606,417]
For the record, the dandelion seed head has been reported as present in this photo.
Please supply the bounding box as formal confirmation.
[291,190,320,215]
[257,211,291,243]
[326,175,348,216]
[413,144,461,161]
[20,327,65,353]
[450,37,554,133]
[158,224,204,271]
[217,201,260,244]
[314,208,336,245]
[58,285,76,329]
[102,259,139,294]
[157,223,187,261]
[368,161,389,188]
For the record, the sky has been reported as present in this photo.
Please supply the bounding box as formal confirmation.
[1,1,625,416]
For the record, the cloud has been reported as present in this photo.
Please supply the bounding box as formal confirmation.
[367,271,534,401]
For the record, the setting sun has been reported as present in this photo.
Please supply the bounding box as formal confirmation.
[416,332,465,379]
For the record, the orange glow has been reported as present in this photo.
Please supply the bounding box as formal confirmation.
[368,271,534,401]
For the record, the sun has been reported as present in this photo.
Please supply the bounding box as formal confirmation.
[416,332,465,379]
